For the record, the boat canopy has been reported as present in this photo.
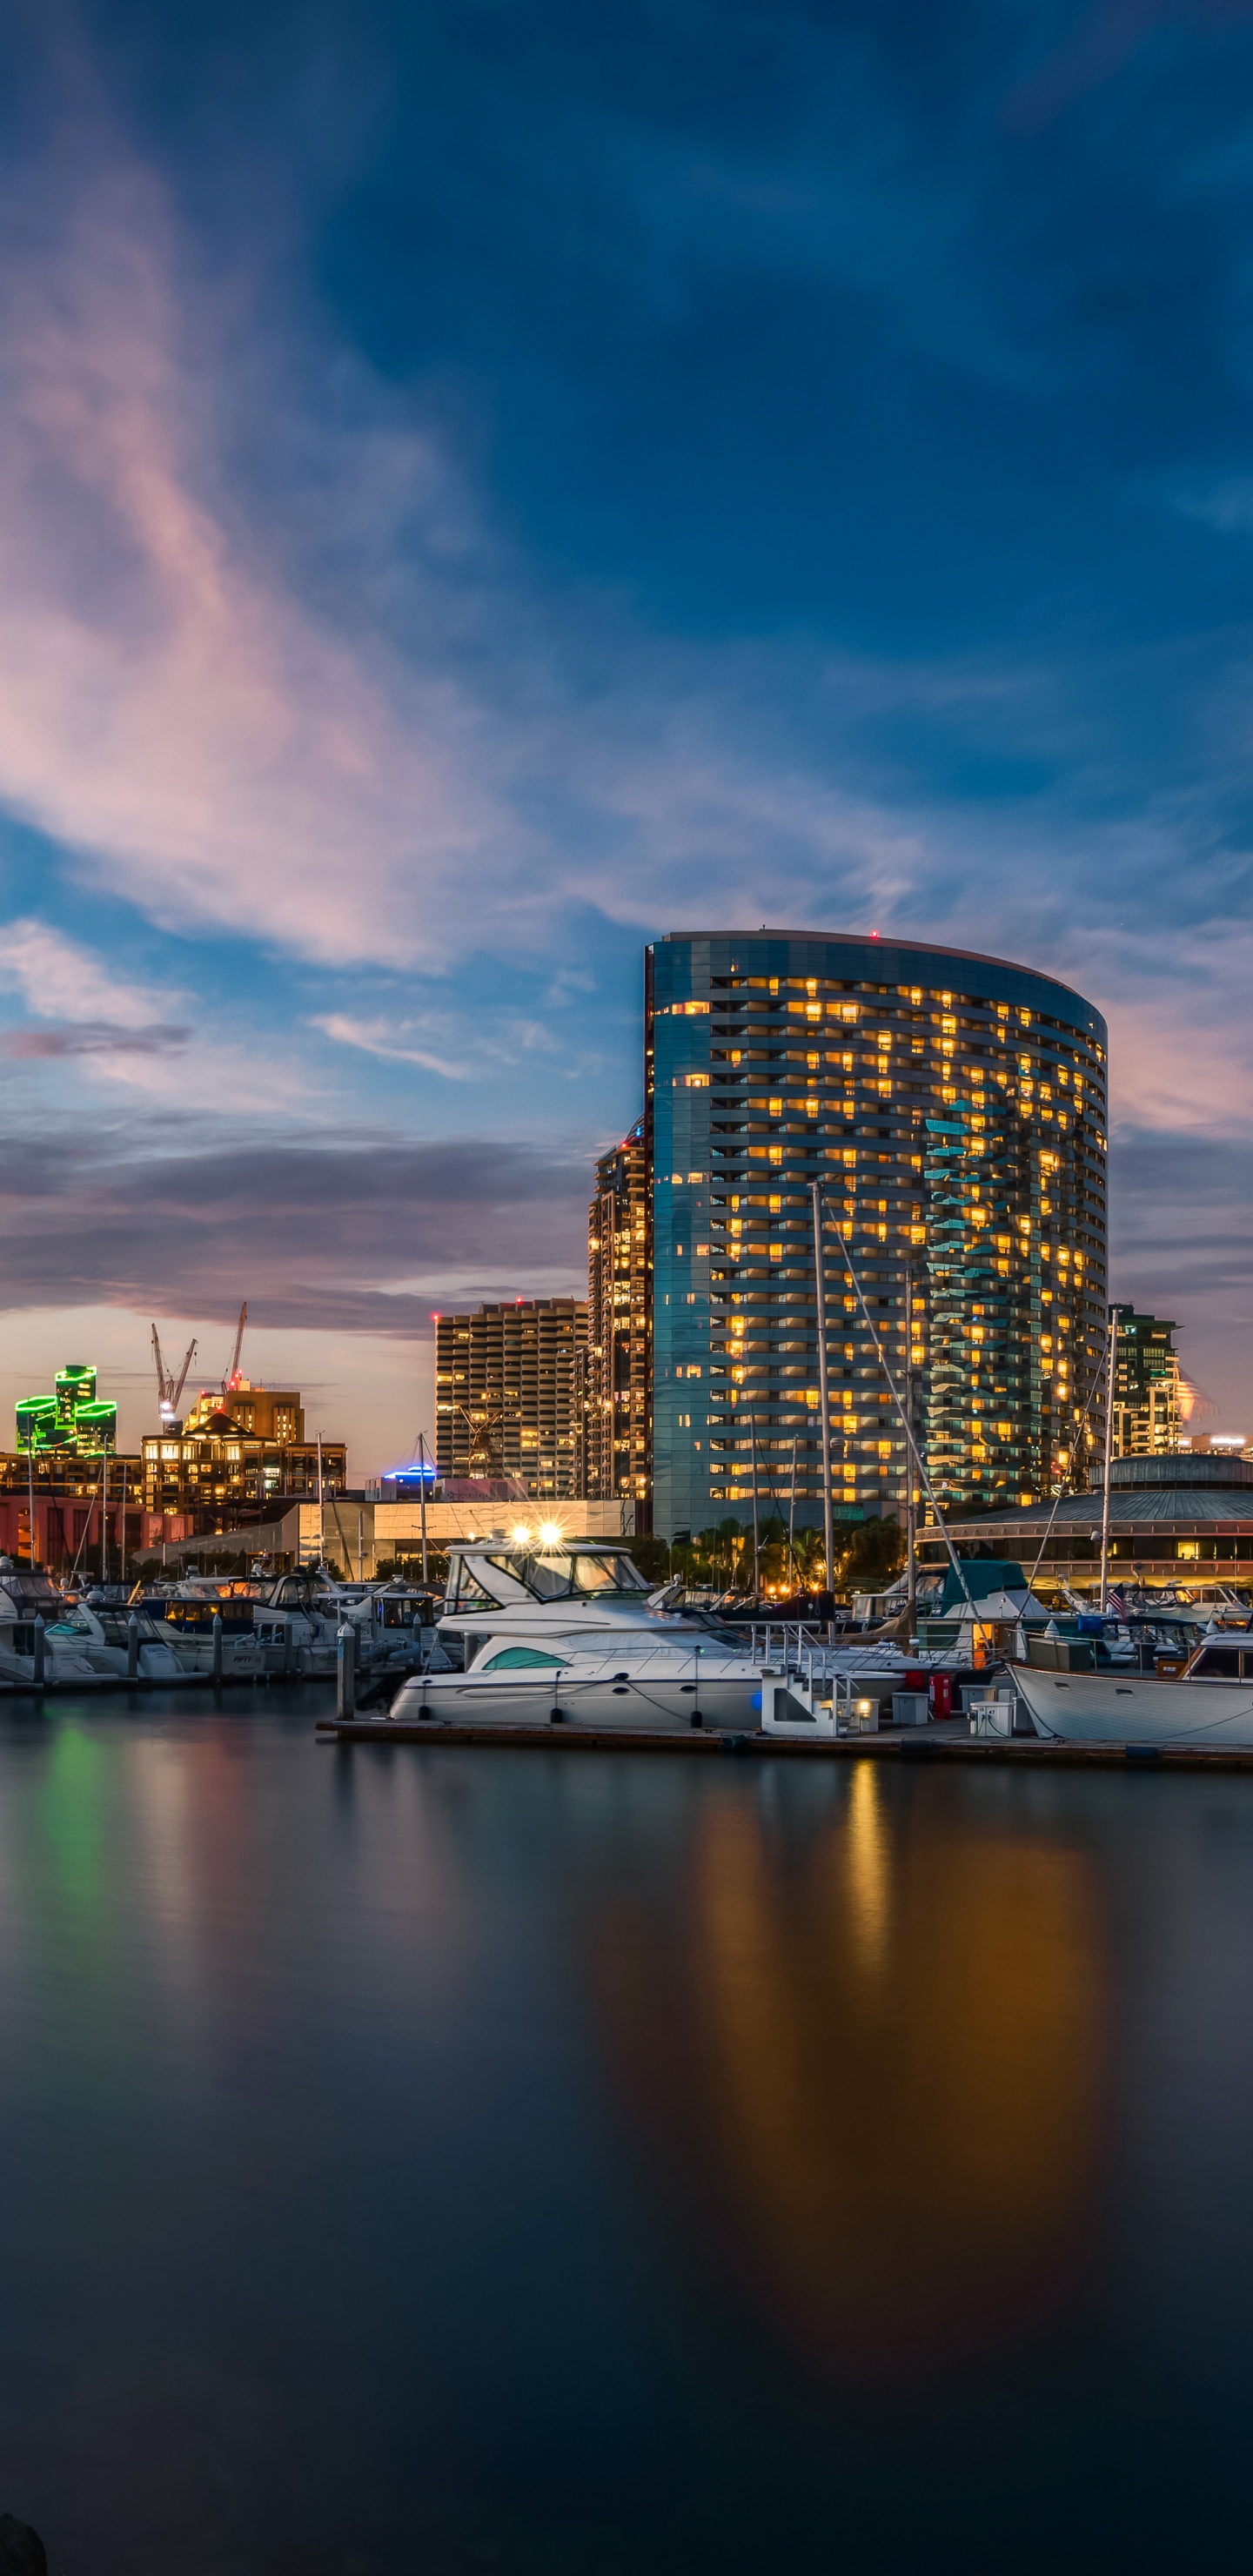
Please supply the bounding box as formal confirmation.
[935,1560,1035,1614]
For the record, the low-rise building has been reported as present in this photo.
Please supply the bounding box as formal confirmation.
[155,1493,638,1575]
[921,1451,1253,1592]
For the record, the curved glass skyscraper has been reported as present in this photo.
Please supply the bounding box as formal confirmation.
[647,929,1109,1542]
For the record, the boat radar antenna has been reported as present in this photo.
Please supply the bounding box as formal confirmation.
[221,1302,247,1405]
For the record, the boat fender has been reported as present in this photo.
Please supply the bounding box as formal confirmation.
[549,1707,564,1724]
[751,1690,762,1713]
[1125,1743,1163,1766]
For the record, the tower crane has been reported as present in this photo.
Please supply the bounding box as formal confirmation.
[221,1302,247,1404]
[151,1325,198,1426]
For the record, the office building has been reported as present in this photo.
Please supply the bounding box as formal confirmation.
[3,1361,140,1569]
[586,1120,652,1515]
[647,929,1109,1539]
[16,1363,117,1458]
[1111,1309,1181,1456]
[434,1299,586,1500]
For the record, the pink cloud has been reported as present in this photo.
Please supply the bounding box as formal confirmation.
[0,154,524,968]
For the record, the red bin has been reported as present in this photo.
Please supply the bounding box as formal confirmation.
[928,1673,953,1721]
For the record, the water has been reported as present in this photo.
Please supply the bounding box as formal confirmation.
[1,1697,1251,2573]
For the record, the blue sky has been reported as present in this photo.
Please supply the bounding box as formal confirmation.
[2,0,1253,1466]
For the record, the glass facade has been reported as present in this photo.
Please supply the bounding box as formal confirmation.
[16,1364,117,1457]
[647,930,1109,1540]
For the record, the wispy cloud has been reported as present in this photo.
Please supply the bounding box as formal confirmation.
[0,916,181,1030]
[1,1022,188,1058]
[0,150,527,971]
[311,1014,471,1078]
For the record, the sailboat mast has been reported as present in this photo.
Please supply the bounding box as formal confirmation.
[1099,1305,1116,1613]
[810,1182,835,1600]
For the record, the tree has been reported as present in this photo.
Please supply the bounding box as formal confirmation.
[628,1533,673,1585]
[838,1517,906,1591]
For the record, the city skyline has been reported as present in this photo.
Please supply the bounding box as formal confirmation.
[2,5,1253,1458]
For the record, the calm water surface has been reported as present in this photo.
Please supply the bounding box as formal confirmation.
[1,1696,1252,2573]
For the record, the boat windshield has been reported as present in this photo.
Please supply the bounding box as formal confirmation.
[493,1550,649,1601]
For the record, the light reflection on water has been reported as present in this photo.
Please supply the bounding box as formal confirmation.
[593,1762,1106,2382]
[0,1702,1250,2575]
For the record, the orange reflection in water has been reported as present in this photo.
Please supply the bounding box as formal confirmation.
[594,1769,1107,2385]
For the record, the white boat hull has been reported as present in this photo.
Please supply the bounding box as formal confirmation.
[391,1668,761,1730]
[1015,1662,1253,1749]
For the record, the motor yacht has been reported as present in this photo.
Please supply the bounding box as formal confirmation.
[250,1570,433,1676]
[44,1602,189,1680]
[390,1536,767,1729]
[0,1561,100,1687]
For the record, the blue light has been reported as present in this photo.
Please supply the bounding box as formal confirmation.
[385,1462,439,1483]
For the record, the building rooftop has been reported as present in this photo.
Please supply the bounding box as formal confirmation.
[659,929,1102,1018]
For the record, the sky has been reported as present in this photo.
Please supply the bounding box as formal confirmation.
[2,0,1253,1469]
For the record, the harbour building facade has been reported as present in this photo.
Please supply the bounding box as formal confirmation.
[586,1121,652,1514]
[647,929,1109,1540]
[434,1299,586,1502]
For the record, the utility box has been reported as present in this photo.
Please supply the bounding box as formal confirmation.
[891,1692,930,1727]
[969,1699,1015,1737]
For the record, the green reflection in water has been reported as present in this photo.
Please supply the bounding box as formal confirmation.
[39,1725,107,1912]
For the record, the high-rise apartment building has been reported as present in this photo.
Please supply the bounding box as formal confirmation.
[586,1121,652,1515]
[1112,1308,1181,1456]
[434,1298,586,1500]
[647,929,1109,1539]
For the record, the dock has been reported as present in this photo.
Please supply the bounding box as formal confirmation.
[314,1715,1253,1773]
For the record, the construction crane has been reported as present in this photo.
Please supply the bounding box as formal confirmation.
[152,1325,198,1426]
[221,1302,247,1403]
